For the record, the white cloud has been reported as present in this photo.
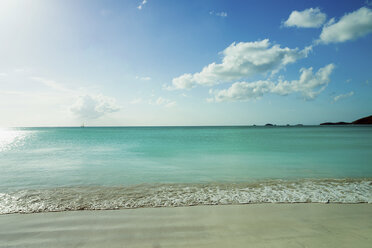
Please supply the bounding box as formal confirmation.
[333,91,354,102]
[209,64,335,102]
[319,7,372,43]
[135,76,151,81]
[210,11,227,17]
[71,94,120,120]
[211,80,274,102]
[0,90,29,96]
[137,0,147,10]
[284,8,327,28]
[30,77,71,92]
[169,73,195,90]
[14,67,31,73]
[155,97,176,108]
[216,12,227,17]
[272,64,335,99]
[31,76,120,120]
[0,72,7,76]
[168,39,311,90]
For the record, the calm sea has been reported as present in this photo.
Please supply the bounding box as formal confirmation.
[0,126,371,213]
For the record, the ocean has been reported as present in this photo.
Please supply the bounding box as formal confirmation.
[0,126,371,214]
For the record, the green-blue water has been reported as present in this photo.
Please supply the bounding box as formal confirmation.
[0,126,371,213]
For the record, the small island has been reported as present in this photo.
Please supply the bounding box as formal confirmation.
[320,115,372,125]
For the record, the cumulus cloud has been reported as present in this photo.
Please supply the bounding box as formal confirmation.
[210,80,274,102]
[137,0,147,10]
[284,8,327,28]
[168,73,195,90]
[272,64,335,99]
[168,39,311,90]
[333,91,354,102]
[209,64,335,102]
[319,7,372,43]
[70,94,120,119]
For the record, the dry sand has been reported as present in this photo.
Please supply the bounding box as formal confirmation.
[0,204,371,248]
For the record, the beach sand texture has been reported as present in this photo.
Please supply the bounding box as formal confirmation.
[1,204,371,248]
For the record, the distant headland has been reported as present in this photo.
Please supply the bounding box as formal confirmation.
[320,115,372,125]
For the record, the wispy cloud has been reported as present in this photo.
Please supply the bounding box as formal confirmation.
[333,91,354,102]
[137,0,147,10]
[135,76,151,81]
[209,11,227,17]
[13,67,31,74]
[153,97,176,108]
[30,77,72,92]
[0,90,29,96]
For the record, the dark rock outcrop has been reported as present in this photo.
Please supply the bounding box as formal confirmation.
[320,122,350,126]
[320,115,372,125]
[352,115,372,125]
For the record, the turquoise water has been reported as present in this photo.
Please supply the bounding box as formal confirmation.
[0,126,371,213]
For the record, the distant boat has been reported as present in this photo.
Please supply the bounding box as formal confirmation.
[80,123,85,128]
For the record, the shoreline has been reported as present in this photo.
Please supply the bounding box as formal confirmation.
[1,201,371,216]
[1,204,371,247]
[1,178,371,214]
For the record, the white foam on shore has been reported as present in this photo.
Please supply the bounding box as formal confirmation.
[0,179,371,214]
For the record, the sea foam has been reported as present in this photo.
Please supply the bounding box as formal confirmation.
[0,178,371,214]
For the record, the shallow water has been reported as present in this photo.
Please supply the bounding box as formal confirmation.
[0,126,371,213]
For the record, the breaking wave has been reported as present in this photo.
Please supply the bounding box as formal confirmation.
[1,178,371,214]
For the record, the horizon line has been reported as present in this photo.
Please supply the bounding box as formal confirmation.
[4,124,366,128]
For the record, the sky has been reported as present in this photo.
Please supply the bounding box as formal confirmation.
[0,0,371,126]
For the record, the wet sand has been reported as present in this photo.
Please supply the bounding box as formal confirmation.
[0,204,371,248]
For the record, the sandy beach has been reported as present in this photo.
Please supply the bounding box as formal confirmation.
[0,204,371,248]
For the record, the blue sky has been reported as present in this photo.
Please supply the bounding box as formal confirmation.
[0,0,371,126]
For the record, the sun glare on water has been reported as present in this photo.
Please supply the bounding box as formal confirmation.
[0,128,31,152]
